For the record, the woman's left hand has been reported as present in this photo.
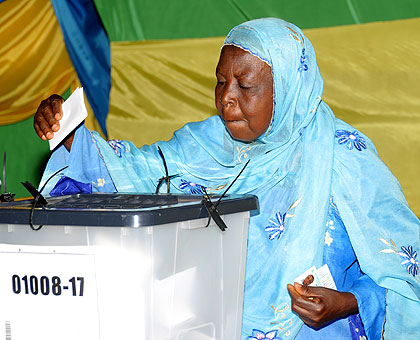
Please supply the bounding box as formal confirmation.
[287,276,358,329]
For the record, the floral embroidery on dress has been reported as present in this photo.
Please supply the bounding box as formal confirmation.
[285,26,307,72]
[399,246,419,277]
[95,178,105,187]
[379,238,419,277]
[348,314,368,340]
[179,179,206,194]
[269,303,293,336]
[325,198,338,247]
[247,329,281,340]
[325,218,335,246]
[335,130,366,151]
[325,230,333,246]
[265,198,301,240]
[298,127,304,136]
[108,139,130,157]
[298,48,308,72]
[266,212,287,240]
[236,146,252,163]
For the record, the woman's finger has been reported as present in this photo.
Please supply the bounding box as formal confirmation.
[50,94,64,121]
[42,98,61,132]
[33,121,47,140]
[34,103,55,139]
[287,284,319,310]
[294,282,328,300]
[293,282,316,298]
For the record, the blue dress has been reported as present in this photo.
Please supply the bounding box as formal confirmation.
[42,126,387,340]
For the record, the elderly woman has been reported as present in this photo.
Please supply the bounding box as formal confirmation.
[34,18,419,339]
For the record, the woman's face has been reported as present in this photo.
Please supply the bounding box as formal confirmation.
[215,45,274,142]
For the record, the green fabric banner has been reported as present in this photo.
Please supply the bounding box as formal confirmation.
[93,0,420,41]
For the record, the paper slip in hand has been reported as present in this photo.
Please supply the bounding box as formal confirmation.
[317,264,337,290]
[294,264,337,290]
[49,87,88,150]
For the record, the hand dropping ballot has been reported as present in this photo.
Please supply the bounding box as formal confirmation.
[49,87,88,150]
[294,264,337,290]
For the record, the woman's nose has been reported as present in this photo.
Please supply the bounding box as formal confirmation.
[219,82,237,107]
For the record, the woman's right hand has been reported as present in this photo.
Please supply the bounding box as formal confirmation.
[34,94,64,140]
[34,94,74,151]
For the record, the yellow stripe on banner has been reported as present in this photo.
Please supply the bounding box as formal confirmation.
[0,0,76,125]
[108,37,224,144]
[108,18,420,216]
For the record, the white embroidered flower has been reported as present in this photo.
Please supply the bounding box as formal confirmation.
[324,231,333,246]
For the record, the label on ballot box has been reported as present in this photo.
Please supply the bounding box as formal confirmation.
[0,244,100,340]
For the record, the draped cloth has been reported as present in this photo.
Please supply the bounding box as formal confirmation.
[50,0,111,137]
[40,18,420,339]
[0,0,77,125]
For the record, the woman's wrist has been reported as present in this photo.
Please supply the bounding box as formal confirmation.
[338,291,359,317]
[63,133,74,152]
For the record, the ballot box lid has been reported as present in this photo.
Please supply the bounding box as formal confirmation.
[0,193,258,227]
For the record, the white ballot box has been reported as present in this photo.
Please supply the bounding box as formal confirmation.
[0,193,257,340]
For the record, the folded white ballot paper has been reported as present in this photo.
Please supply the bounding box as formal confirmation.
[294,264,337,290]
[49,87,88,150]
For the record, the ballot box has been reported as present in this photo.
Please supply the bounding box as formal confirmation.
[0,193,257,340]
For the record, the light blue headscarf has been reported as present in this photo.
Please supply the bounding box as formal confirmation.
[40,18,419,339]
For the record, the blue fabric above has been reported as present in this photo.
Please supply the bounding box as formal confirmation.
[49,175,92,196]
[51,0,111,137]
[39,125,116,196]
